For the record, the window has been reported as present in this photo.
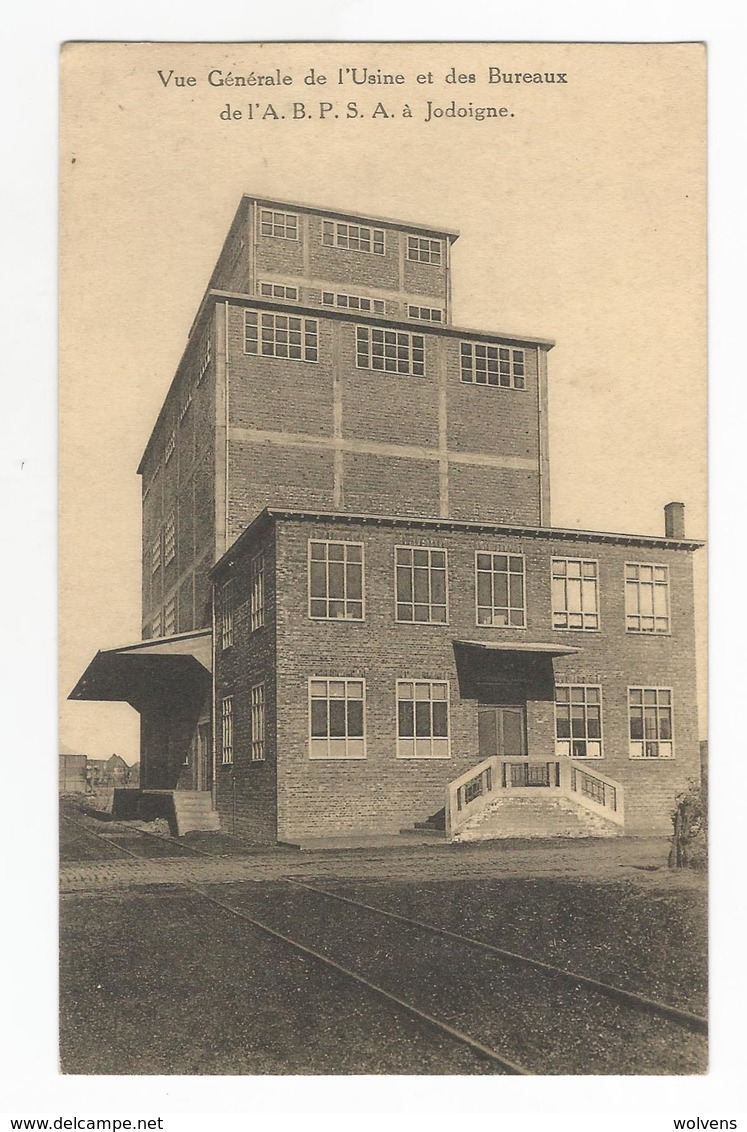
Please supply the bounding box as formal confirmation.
[309,540,364,620]
[250,683,266,762]
[552,558,599,630]
[322,291,385,315]
[555,686,603,759]
[179,389,193,423]
[356,326,425,376]
[407,304,443,323]
[629,688,673,759]
[258,281,299,300]
[260,209,298,240]
[397,680,450,759]
[221,697,234,764]
[395,547,448,624]
[322,219,385,255]
[220,579,234,650]
[151,610,162,638]
[309,679,365,759]
[407,236,442,265]
[625,563,670,633]
[460,342,526,389]
[150,534,161,575]
[475,552,526,627]
[164,512,176,566]
[250,553,265,632]
[244,311,318,363]
[164,432,175,464]
[197,335,211,384]
[164,595,176,637]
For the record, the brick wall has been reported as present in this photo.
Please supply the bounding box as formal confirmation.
[448,465,541,524]
[341,453,440,516]
[211,200,450,312]
[263,517,700,840]
[140,310,217,636]
[224,299,546,530]
[213,524,277,842]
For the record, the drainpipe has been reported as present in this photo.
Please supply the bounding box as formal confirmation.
[210,583,217,810]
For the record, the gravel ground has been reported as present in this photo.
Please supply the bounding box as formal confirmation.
[60,886,496,1076]
[315,876,708,1015]
[200,880,706,1076]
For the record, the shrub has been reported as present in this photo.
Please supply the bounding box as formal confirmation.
[668,777,707,869]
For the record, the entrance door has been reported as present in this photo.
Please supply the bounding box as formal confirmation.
[196,721,211,792]
[478,705,526,758]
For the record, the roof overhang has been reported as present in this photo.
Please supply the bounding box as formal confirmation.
[454,639,580,657]
[69,630,212,706]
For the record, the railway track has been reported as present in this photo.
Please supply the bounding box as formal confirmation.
[61,810,707,1074]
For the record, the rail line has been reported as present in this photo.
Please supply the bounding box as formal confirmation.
[61,810,708,1069]
[283,877,708,1035]
[61,812,526,1073]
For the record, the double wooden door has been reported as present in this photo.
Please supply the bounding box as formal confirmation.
[477,705,526,759]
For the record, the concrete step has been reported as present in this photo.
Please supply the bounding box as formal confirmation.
[172,792,221,835]
[455,794,622,842]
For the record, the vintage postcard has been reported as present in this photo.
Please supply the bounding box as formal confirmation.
[59,41,707,1079]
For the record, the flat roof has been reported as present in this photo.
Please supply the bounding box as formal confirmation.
[68,634,212,704]
[455,640,581,656]
[244,193,461,241]
[211,507,704,575]
[208,289,556,349]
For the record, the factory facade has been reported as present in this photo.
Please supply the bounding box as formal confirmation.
[71,195,702,844]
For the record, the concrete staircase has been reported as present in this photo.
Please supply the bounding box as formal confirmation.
[453,793,623,842]
[171,791,221,835]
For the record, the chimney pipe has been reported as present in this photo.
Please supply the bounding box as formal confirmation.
[664,501,685,540]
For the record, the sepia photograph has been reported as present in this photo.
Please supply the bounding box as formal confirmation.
[58,40,707,1079]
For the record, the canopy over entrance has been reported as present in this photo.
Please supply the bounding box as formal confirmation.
[452,638,580,701]
[69,630,212,710]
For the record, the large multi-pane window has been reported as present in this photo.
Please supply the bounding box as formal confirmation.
[407,304,443,323]
[250,553,265,632]
[625,563,670,633]
[220,579,234,650]
[250,683,266,762]
[628,688,674,759]
[244,311,318,362]
[322,291,385,315]
[309,679,365,759]
[308,540,364,620]
[475,552,526,627]
[555,686,603,759]
[460,342,526,389]
[395,547,448,623]
[221,697,233,764]
[356,327,425,376]
[322,220,384,255]
[397,681,450,759]
[258,281,299,300]
[551,558,600,630]
[259,209,298,240]
[151,610,162,639]
[406,236,442,265]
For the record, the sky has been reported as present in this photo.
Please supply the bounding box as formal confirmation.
[59,42,706,762]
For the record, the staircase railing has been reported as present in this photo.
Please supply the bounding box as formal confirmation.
[445,754,624,840]
[567,762,625,827]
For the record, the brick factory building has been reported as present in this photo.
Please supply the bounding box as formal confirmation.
[71,195,703,844]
